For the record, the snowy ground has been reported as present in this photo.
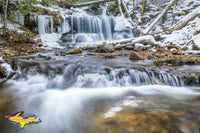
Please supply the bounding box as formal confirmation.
[1,0,200,51]
[123,0,200,50]
[0,15,24,33]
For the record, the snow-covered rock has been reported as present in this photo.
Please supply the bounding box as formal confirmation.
[0,63,14,78]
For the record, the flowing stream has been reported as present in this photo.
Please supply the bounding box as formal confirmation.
[1,6,200,133]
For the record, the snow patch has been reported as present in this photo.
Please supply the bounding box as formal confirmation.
[161,17,200,49]
[114,16,133,31]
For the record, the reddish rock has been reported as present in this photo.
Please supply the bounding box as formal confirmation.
[129,52,146,60]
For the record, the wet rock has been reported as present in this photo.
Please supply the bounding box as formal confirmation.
[165,59,184,66]
[66,48,82,54]
[129,52,145,60]
[154,60,163,66]
[88,52,119,58]
[185,60,195,65]
[183,75,200,86]
[83,46,95,51]
[11,60,18,71]
[167,43,177,50]
[37,43,43,47]
[60,51,66,56]
[38,54,51,60]
[0,65,7,77]
[0,63,14,78]
[102,44,115,53]
[61,34,74,42]
[34,39,42,44]
[103,53,118,58]
[181,47,188,51]
[3,50,17,57]
[88,53,100,56]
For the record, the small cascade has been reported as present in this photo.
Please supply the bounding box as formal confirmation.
[46,66,185,89]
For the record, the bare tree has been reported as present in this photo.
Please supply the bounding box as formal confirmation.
[141,0,147,15]
[3,0,8,28]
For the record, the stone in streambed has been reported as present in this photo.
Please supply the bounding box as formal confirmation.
[129,52,146,60]
[88,52,119,58]
[66,48,82,54]
[102,44,115,53]
[154,60,163,66]
[0,63,14,78]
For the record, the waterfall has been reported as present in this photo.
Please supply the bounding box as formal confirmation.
[12,7,133,47]
[63,8,133,46]
[38,15,54,35]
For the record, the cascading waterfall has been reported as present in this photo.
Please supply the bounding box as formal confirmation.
[69,13,114,43]
[68,13,133,45]
[61,8,133,46]
[46,65,185,89]
[13,7,133,47]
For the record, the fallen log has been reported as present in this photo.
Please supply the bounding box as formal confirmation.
[142,0,177,34]
[114,35,159,49]
[121,0,135,26]
[64,0,114,8]
[106,38,134,46]
[167,7,200,33]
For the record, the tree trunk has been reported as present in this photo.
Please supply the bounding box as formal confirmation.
[3,0,8,28]
[121,0,135,27]
[121,0,130,18]
[141,0,147,16]
[117,0,123,16]
[142,0,177,34]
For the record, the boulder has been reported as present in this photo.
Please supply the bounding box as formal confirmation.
[0,65,7,77]
[129,52,146,60]
[0,63,14,78]
[37,43,43,47]
[102,44,115,53]
[66,48,82,54]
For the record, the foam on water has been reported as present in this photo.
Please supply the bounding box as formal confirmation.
[5,72,200,133]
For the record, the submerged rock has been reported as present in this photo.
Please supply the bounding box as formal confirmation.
[66,48,82,54]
